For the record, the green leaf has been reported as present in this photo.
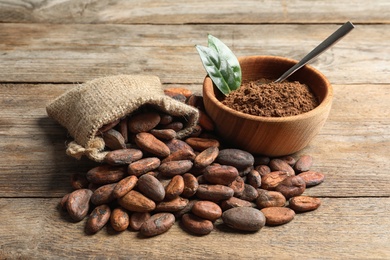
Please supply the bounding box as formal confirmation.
[196,45,235,96]
[207,34,241,90]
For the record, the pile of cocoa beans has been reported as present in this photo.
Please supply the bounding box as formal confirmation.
[60,87,325,237]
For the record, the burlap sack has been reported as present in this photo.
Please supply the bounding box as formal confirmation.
[46,74,199,162]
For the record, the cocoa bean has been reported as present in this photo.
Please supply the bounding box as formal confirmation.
[194,146,219,168]
[289,196,321,212]
[103,129,126,150]
[97,119,120,133]
[254,156,270,166]
[91,183,116,205]
[260,207,295,226]
[298,170,325,187]
[158,160,193,177]
[104,148,143,165]
[191,200,222,221]
[164,87,193,98]
[66,189,93,222]
[275,175,306,199]
[269,159,295,176]
[237,184,259,202]
[165,138,194,154]
[60,193,70,210]
[255,165,271,177]
[140,213,176,237]
[110,207,130,232]
[181,213,214,235]
[70,173,89,190]
[222,207,266,232]
[118,190,156,212]
[228,176,245,197]
[174,199,197,218]
[294,155,313,173]
[256,189,286,209]
[261,171,290,190]
[196,184,234,202]
[134,132,170,157]
[220,197,254,211]
[161,121,184,131]
[112,175,138,199]
[149,129,177,140]
[280,155,296,167]
[85,204,111,234]
[198,110,215,132]
[86,165,126,185]
[203,165,238,185]
[185,137,220,151]
[155,197,189,212]
[158,114,173,125]
[128,112,160,133]
[165,175,185,200]
[186,94,205,110]
[137,174,166,202]
[162,149,196,163]
[217,149,254,169]
[182,173,199,198]
[247,169,262,188]
[129,212,151,231]
[119,117,128,143]
[128,157,161,177]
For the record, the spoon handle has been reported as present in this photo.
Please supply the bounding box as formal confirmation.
[274,21,355,83]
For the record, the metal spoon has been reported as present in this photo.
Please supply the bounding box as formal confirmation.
[274,21,355,83]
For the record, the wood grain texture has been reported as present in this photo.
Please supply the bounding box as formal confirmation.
[0,23,388,84]
[0,197,389,259]
[0,0,389,24]
[0,84,389,197]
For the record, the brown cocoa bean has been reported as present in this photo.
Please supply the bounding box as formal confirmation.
[85,204,111,234]
[203,165,239,185]
[137,174,166,202]
[129,212,151,231]
[164,91,187,103]
[220,197,254,211]
[194,146,219,168]
[128,112,160,133]
[196,184,234,202]
[86,165,126,185]
[182,173,199,198]
[189,124,203,137]
[261,171,290,190]
[98,119,120,133]
[161,149,196,163]
[228,176,245,197]
[294,155,313,173]
[119,117,128,143]
[185,137,220,151]
[191,201,222,221]
[164,87,193,98]
[269,159,295,176]
[198,110,215,132]
[222,207,266,232]
[118,190,156,212]
[103,129,126,150]
[298,170,325,187]
[217,149,254,169]
[275,175,306,199]
[161,121,183,131]
[256,189,286,209]
[155,197,189,212]
[165,175,185,200]
[128,157,161,177]
[91,183,116,205]
[255,165,271,177]
[174,199,197,218]
[237,184,259,202]
[159,114,173,125]
[165,139,194,154]
[60,193,70,210]
[280,155,296,167]
[181,213,214,236]
[70,173,89,190]
[158,160,193,177]
[104,149,143,165]
[260,207,295,226]
[289,196,321,212]
[140,213,176,237]
[186,94,205,110]
[112,175,138,199]
[254,156,270,165]
[149,129,177,140]
[110,207,130,232]
[134,132,170,157]
[247,169,262,188]
[66,189,93,222]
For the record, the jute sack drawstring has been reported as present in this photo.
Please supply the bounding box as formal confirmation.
[46,74,199,162]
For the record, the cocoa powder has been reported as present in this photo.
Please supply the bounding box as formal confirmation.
[222,79,319,117]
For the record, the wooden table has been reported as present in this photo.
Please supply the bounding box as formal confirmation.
[1,1,389,259]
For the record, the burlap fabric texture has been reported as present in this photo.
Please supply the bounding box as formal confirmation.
[46,75,199,162]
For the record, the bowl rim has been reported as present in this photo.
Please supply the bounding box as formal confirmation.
[203,55,333,123]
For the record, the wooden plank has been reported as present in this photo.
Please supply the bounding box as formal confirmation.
[0,197,389,259]
[0,0,388,24]
[0,23,388,84]
[0,83,389,197]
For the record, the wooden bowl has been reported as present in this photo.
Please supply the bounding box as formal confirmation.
[202,55,333,156]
